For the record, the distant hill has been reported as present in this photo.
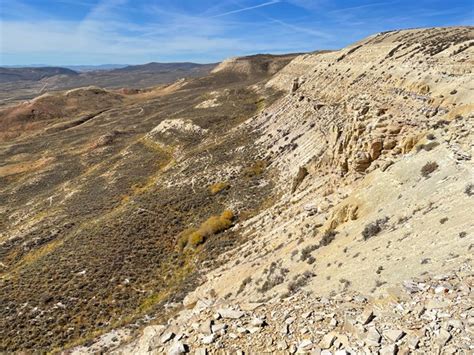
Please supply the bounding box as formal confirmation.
[0,67,78,83]
[114,62,214,73]
[0,62,217,103]
[64,64,128,72]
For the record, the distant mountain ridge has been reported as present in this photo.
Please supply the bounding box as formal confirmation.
[64,64,128,72]
[0,67,78,83]
[0,62,215,83]
[114,62,216,73]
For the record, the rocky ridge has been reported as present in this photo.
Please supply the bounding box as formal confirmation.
[211,54,301,77]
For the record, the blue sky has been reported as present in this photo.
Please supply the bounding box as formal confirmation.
[0,0,472,65]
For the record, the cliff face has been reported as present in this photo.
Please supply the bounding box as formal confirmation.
[262,27,472,181]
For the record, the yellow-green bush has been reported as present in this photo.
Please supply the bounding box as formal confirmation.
[209,182,230,195]
[177,227,195,250]
[188,230,205,247]
[177,210,235,250]
[220,209,234,220]
[244,160,267,178]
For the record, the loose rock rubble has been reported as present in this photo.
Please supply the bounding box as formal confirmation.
[116,264,473,354]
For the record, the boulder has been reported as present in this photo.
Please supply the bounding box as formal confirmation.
[369,140,383,160]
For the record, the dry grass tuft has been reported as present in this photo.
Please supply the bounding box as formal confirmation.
[244,160,267,178]
[209,182,230,195]
[177,210,235,249]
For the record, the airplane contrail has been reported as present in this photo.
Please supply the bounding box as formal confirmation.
[211,0,280,18]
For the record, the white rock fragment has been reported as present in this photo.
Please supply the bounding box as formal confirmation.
[217,308,244,319]
[384,329,405,342]
[358,307,375,325]
[167,341,186,355]
[319,333,336,349]
[379,344,398,355]
[201,334,216,345]
[366,327,381,346]
[435,328,451,346]
[297,339,313,351]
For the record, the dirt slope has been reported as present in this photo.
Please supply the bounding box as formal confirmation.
[0,55,286,352]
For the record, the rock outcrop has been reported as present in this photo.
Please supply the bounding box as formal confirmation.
[211,54,299,77]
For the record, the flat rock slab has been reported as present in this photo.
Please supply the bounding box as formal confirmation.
[384,329,405,342]
[217,308,245,319]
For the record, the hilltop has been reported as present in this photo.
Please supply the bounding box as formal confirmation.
[0,28,472,353]
[0,66,78,83]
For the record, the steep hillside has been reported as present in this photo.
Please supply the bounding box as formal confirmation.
[0,27,472,354]
[107,27,472,354]
[175,22,473,314]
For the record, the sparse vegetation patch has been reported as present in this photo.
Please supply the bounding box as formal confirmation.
[244,160,267,178]
[362,217,389,240]
[286,271,315,296]
[421,161,439,178]
[259,262,289,293]
[465,183,474,197]
[300,244,318,262]
[209,181,230,195]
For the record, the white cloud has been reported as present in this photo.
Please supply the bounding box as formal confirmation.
[0,15,326,64]
[0,0,336,64]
